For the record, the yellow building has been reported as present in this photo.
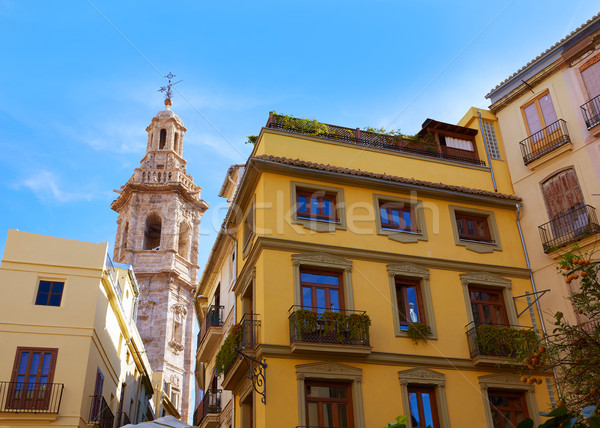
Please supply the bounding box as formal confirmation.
[194,112,555,428]
[0,230,159,427]
[484,13,600,329]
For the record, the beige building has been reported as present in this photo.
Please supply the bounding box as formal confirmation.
[0,230,156,427]
[484,13,600,328]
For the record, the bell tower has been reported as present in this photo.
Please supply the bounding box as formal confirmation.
[111,81,208,421]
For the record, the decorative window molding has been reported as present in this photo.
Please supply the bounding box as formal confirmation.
[478,374,540,427]
[397,368,450,428]
[387,263,437,339]
[373,194,427,243]
[295,362,365,428]
[290,181,346,233]
[460,272,517,325]
[292,253,354,310]
[449,205,502,253]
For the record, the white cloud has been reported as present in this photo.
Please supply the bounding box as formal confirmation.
[56,121,147,155]
[15,170,108,203]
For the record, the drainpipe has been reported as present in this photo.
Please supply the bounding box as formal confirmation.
[516,203,561,397]
[477,110,497,192]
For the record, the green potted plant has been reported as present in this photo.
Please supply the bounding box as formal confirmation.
[321,310,347,343]
[292,309,319,340]
[407,322,431,344]
[346,313,371,344]
[215,324,243,375]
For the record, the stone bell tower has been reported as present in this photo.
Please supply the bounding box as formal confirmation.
[110,88,208,421]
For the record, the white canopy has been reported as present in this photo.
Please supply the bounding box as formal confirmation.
[121,415,195,428]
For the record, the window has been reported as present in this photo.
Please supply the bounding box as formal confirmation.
[243,203,255,252]
[379,201,415,231]
[387,263,437,339]
[469,288,508,326]
[395,279,425,331]
[521,91,558,137]
[305,381,354,428]
[35,281,64,306]
[449,206,501,253]
[177,222,191,259]
[408,385,440,428]
[159,129,167,149]
[374,195,427,243]
[488,390,528,428]
[301,269,344,313]
[581,57,600,101]
[482,121,502,160]
[291,182,346,232]
[9,347,58,410]
[455,212,492,243]
[542,168,585,221]
[297,190,338,222]
[143,214,162,250]
[90,368,105,421]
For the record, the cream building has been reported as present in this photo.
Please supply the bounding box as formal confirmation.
[0,229,156,427]
[484,13,600,328]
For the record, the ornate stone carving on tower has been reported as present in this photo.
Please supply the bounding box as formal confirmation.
[111,81,208,421]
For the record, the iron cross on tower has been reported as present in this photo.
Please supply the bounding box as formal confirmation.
[158,72,183,107]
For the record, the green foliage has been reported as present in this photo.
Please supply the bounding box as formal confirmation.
[475,324,538,358]
[346,313,371,343]
[362,126,404,137]
[322,310,347,343]
[215,324,243,375]
[272,111,330,136]
[293,309,319,337]
[517,405,600,427]
[407,321,431,344]
[384,414,409,427]
[245,134,258,145]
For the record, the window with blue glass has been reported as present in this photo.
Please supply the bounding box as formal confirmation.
[8,347,58,410]
[297,190,338,222]
[379,201,416,232]
[408,385,440,428]
[35,281,64,307]
[300,269,343,313]
[395,279,424,331]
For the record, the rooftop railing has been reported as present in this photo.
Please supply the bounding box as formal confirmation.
[288,306,370,346]
[581,94,600,130]
[266,114,485,166]
[0,381,63,413]
[519,119,570,165]
[539,205,600,253]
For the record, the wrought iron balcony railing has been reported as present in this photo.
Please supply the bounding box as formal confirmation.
[465,322,538,359]
[240,313,260,349]
[88,395,115,428]
[0,381,63,413]
[519,119,570,165]
[266,114,485,166]
[288,306,371,346]
[117,411,131,427]
[193,389,222,425]
[581,94,600,130]
[539,205,600,253]
[197,304,225,348]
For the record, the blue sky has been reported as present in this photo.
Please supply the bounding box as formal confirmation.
[1,0,598,267]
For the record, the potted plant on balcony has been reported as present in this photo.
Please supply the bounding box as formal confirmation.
[407,321,431,344]
[321,310,347,344]
[346,313,371,345]
[215,324,243,375]
[292,309,319,341]
[475,324,538,358]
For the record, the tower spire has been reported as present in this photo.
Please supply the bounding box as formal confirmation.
[158,72,183,108]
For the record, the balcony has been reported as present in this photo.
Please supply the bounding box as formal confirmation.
[288,306,372,355]
[193,389,221,427]
[221,313,260,391]
[539,205,600,253]
[88,395,114,428]
[266,113,485,166]
[196,305,225,363]
[0,381,63,414]
[581,94,600,132]
[519,119,571,165]
[466,322,538,366]
[117,411,131,427]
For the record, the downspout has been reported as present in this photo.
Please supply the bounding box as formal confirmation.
[477,110,497,192]
[516,203,561,397]
[224,227,237,426]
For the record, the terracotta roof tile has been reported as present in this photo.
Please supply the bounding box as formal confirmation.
[253,154,521,202]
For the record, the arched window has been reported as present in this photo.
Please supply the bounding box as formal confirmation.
[178,222,191,259]
[174,132,179,153]
[159,129,167,150]
[143,214,162,250]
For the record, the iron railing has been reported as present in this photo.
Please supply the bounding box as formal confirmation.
[0,381,63,413]
[539,205,600,253]
[288,306,370,346]
[266,114,485,166]
[519,119,570,164]
[240,313,260,349]
[193,389,222,425]
[118,411,131,427]
[581,94,600,130]
[198,305,225,347]
[465,322,538,359]
[88,395,114,428]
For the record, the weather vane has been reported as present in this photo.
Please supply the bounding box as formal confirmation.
[158,72,183,106]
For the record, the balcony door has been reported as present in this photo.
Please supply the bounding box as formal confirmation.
[542,169,586,238]
[469,288,508,326]
[305,381,354,428]
[522,92,559,152]
[300,270,344,313]
[8,347,57,411]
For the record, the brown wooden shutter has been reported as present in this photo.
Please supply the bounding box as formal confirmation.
[542,169,585,219]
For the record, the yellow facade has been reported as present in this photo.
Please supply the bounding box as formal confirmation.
[195,113,555,428]
[484,15,600,329]
[0,230,156,427]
